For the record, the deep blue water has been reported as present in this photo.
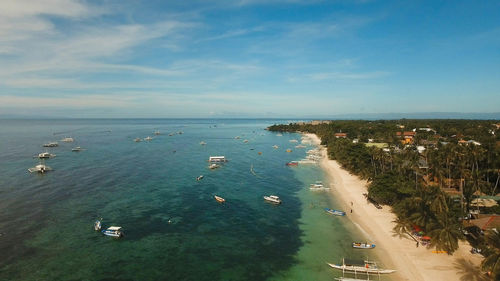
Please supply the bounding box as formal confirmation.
[0,119,383,281]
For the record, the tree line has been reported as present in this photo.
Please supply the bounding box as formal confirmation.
[269,119,500,279]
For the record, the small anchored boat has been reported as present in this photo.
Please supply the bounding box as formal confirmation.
[352,242,376,249]
[28,163,52,173]
[196,175,204,181]
[35,152,56,159]
[94,219,102,231]
[144,136,153,141]
[327,258,395,274]
[214,195,225,203]
[310,181,330,190]
[43,142,58,147]
[209,163,220,169]
[134,138,142,142]
[264,195,281,204]
[72,146,84,152]
[200,141,207,145]
[325,208,345,216]
[286,161,298,166]
[102,226,123,238]
[61,137,74,142]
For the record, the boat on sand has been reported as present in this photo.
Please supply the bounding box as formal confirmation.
[325,208,345,216]
[352,242,376,249]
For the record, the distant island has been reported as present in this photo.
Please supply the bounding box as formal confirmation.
[269,119,500,279]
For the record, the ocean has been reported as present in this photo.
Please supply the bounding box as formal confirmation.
[0,119,389,281]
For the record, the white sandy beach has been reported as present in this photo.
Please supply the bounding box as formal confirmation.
[304,133,484,281]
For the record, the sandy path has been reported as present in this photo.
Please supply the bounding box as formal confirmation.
[304,133,483,281]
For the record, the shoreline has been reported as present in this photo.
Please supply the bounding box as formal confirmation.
[303,133,483,281]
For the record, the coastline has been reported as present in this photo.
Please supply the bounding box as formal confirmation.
[304,133,484,281]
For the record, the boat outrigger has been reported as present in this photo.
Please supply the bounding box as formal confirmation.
[327,258,396,274]
[352,242,376,249]
[325,208,346,216]
[28,163,52,173]
[102,226,123,238]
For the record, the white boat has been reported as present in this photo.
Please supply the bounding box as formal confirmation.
[43,142,58,147]
[272,145,279,149]
[200,141,207,145]
[352,242,376,249]
[134,138,142,142]
[28,164,52,173]
[35,152,55,159]
[235,136,241,139]
[94,219,102,231]
[208,156,227,162]
[214,195,225,203]
[169,133,175,136]
[310,181,330,190]
[276,134,282,137]
[61,137,74,142]
[197,175,204,181]
[72,146,84,152]
[289,139,298,143]
[209,163,220,169]
[144,136,153,141]
[325,208,345,216]
[243,139,249,143]
[327,259,396,274]
[295,144,306,148]
[102,226,123,238]
[264,195,281,204]
[154,130,161,135]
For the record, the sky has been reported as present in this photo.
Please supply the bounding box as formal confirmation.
[0,0,499,118]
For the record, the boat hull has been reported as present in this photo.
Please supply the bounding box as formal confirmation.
[325,208,345,216]
[327,263,395,274]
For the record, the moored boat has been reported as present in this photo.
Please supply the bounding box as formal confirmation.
[310,181,330,190]
[102,226,123,238]
[209,163,220,169]
[200,141,207,145]
[61,137,74,142]
[327,258,396,274]
[134,138,142,142]
[35,152,56,158]
[43,142,58,147]
[325,208,345,216]
[144,136,153,141]
[28,164,52,173]
[197,175,204,181]
[72,146,84,152]
[352,242,376,249]
[264,195,281,204]
[214,195,225,203]
[286,161,298,166]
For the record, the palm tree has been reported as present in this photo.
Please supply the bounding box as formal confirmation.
[481,230,500,279]
[428,213,462,254]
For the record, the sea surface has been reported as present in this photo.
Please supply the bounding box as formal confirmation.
[0,119,390,281]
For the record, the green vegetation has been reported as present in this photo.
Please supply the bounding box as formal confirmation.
[269,119,500,259]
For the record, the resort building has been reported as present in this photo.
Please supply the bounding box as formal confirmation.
[334,132,347,138]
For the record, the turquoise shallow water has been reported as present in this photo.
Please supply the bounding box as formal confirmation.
[0,119,390,281]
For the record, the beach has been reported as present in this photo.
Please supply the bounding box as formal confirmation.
[304,133,484,281]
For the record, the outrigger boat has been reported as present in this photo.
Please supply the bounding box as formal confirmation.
[286,161,298,166]
[214,195,225,203]
[43,142,58,147]
[71,146,84,152]
[35,152,56,159]
[325,208,346,216]
[197,175,204,181]
[327,258,396,274]
[61,137,74,142]
[310,181,330,190]
[102,226,123,238]
[28,163,52,173]
[352,242,376,249]
[264,195,281,204]
[134,138,142,142]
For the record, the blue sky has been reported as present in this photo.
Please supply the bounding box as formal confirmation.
[0,0,499,118]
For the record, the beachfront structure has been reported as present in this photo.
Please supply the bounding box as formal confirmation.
[335,133,347,138]
[208,156,227,162]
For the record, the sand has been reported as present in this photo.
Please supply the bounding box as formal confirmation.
[304,133,484,281]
